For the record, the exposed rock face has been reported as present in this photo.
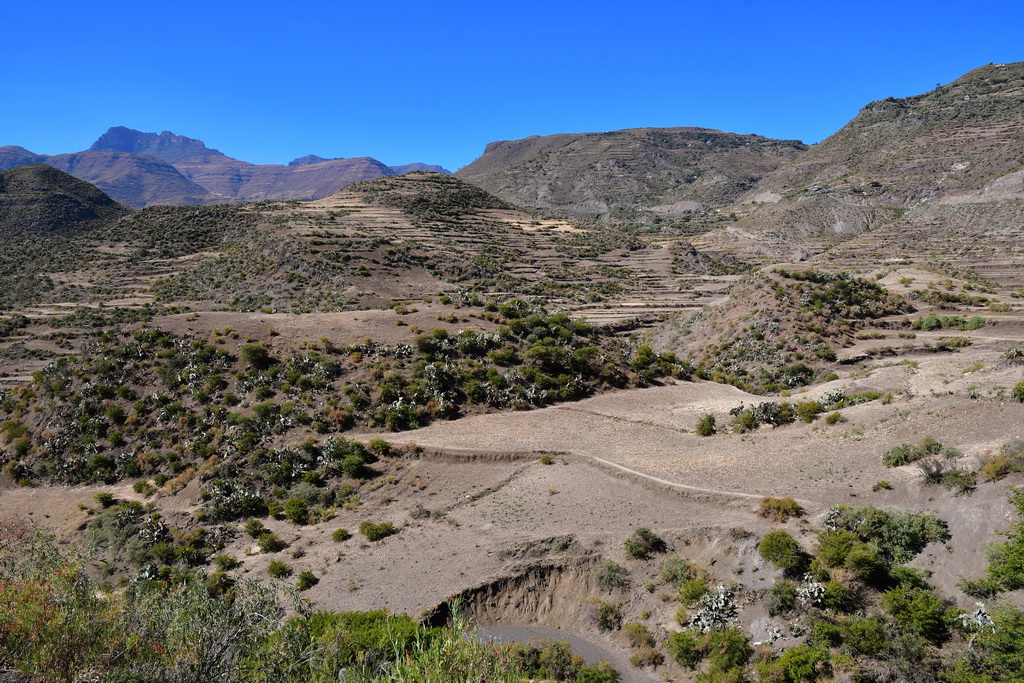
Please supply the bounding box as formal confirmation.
[88,126,228,164]
[0,164,129,237]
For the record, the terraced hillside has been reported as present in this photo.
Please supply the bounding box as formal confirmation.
[4,64,1024,683]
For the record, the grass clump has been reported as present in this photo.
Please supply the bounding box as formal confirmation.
[331,528,351,542]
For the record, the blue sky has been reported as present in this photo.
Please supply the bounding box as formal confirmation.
[3,0,1022,171]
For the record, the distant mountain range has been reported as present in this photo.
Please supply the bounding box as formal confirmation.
[0,127,451,208]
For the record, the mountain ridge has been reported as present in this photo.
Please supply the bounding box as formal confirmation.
[0,127,452,208]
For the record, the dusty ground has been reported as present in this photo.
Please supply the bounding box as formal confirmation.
[2,210,1024,679]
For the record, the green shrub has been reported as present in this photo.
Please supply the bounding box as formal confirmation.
[757,496,803,523]
[941,468,977,495]
[593,558,628,591]
[359,520,397,542]
[795,401,824,422]
[1013,379,1024,403]
[977,487,1024,592]
[331,528,351,542]
[244,518,266,538]
[93,492,116,508]
[659,554,695,585]
[816,530,859,568]
[624,527,667,559]
[213,554,239,571]
[367,437,393,456]
[844,545,888,584]
[666,631,701,669]
[284,498,309,525]
[267,561,292,578]
[576,662,620,683]
[240,343,270,368]
[881,585,957,645]
[340,453,367,479]
[837,615,887,655]
[759,530,807,574]
[824,411,845,425]
[539,454,554,465]
[624,622,656,648]
[821,583,849,615]
[825,504,950,564]
[809,621,841,648]
[695,414,716,436]
[678,577,710,604]
[257,532,285,553]
[882,436,959,467]
[132,480,153,496]
[756,644,830,682]
[296,570,318,591]
[703,628,751,670]
[590,599,622,630]
[628,644,663,667]
[766,579,798,616]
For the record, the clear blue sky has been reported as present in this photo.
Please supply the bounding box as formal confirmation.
[3,0,1022,171]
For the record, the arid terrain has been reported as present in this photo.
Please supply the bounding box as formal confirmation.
[2,62,1024,683]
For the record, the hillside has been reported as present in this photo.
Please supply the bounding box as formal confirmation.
[455,127,807,220]
[0,164,128,237]
[3,63,1024,683]
[747,62,1024,206]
